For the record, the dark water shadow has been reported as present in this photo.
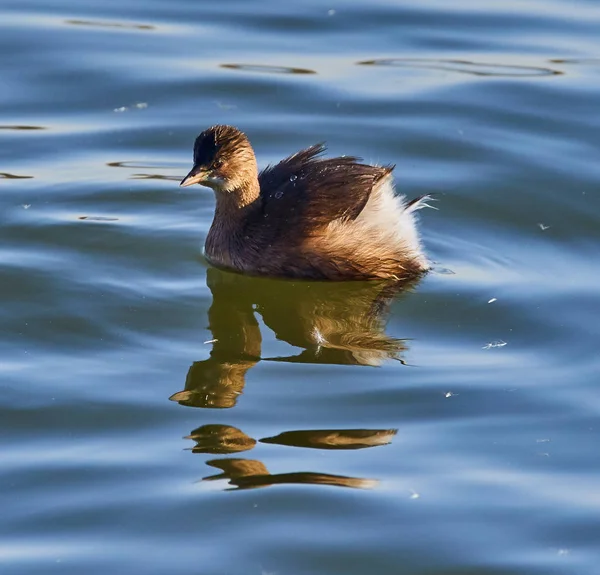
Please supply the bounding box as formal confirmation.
[357,58,562,77]
[220,63,317,75]
[64,19,155,31]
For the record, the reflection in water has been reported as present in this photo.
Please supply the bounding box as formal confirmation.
[220,63,316,75]
[64,19,154,31]
[0,173,33,179]
[189,425,393,489]
[260,428,397,450]
[357,58,562,77]
[203,459,378,491]
[188,425,397,454]
[187,425,256,454]
[172,268,413,490]
[170,267,414,409]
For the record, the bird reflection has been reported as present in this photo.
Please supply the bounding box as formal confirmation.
[260,428,397,450]
[202,458,378,491]
[172,267,417,491]
[186,424,256,454]
[170,267,415,409]
[187,425,396,490]
[189,425,396,454]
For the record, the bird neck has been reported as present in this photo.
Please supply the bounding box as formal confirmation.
[213,178,260,222]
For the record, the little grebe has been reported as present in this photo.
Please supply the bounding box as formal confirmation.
[180,125,432,281]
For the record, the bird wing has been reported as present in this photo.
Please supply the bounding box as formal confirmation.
[257,144,394,235]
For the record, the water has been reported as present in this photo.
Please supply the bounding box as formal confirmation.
[2,0,600,573]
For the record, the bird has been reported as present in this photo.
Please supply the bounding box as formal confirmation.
[180,125,432,281]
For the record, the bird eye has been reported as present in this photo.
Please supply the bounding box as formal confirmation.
[213,159,223,169]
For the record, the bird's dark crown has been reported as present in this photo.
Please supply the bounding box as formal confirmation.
[181,125,257,193]
[193,125,251,168]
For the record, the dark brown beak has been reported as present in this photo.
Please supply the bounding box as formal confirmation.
[180,166,208,188]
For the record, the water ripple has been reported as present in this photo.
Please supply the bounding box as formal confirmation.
[64,19,155,31]
[357,58,563,77]
[106,161,182,169]
[106,160,182,181]
[0,125,46,130]
[78,216,120,222]
[550,58,600,65]
[0,173,33,179]
[3,0,600,573]
[129,174,181,181]
[220,63,317,75]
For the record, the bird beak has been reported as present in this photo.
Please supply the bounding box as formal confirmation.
[180,166,208,188]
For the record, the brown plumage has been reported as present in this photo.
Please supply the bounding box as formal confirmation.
[180,125,431,281]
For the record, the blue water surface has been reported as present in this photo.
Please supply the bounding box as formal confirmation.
[1,0,600,573]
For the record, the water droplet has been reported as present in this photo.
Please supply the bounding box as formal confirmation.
[289,174,297,182]
[274,190,283,199]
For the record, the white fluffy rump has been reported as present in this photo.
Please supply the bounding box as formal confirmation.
[325,176,429,269]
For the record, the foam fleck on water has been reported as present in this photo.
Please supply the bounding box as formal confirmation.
[482,340,507,350]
